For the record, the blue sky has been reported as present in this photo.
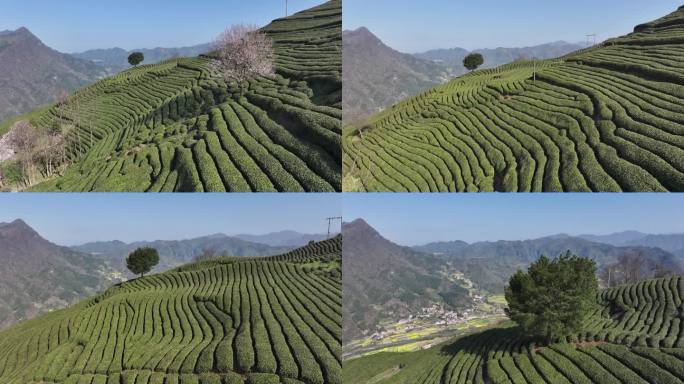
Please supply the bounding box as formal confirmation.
[0,194,341,246]
[344,0,683,53]
[0,0,323,52]
[344,194,684,246]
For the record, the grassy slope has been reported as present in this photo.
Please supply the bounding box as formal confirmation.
[0,105,52,136]
[343,5,684,192]
[344,274,684,384]
[25,0,341,192]
[0,236,342,384]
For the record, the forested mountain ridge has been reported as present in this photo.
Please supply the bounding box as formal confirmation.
[414,41,584,72]
[73,234,289,273]
[0,219,120,330]
[342,219,464,341]
[416,235,684,292]
[342,27,451,123]
[0,27,106,123]
[580,231,684,255]
[72,43,213,74]
[234,230,329,247]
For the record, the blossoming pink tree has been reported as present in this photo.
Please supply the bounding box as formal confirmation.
[213,24,275,94]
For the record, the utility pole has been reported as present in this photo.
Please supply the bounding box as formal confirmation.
[326,217,342,238]
[533,57,536,83]
[586,34,596,47]
[285,0,288,16]
[608,266,612,288]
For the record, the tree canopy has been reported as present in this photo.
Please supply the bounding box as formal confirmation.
[126,247,159,277]
[128,52,145,67]
[463,53,484,71]
[505,251,598,343]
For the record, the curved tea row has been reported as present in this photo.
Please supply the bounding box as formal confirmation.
[0,237,342,384]
[343,5,684,192]
[27,0,341,192]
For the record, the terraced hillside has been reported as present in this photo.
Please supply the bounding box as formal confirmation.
[23,0,341,192]
[344,274,684,384]
[0,236,342,384]
[343,5,684,192]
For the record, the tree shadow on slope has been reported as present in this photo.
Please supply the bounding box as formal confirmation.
[438,326,538,358]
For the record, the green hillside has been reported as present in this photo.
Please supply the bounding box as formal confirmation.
[0,236,342,384]
[344,274,684,384]
[343,5,684,192]
[22,0,341,192]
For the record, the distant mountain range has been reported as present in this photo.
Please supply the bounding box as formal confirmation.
[415,235,683,293]
[577,230,649,246]
[342,27,451,123]
[234,230,331,247]
[0,27,212,124]
[344,219,684,339]
[0,219,120,330]
[578,231,684,256]
[0,218,317,330]
[72,234,291,273]
[71,43,212,74]
[342,26,584,124]
[0,28,107,123]
[414,40,585,71]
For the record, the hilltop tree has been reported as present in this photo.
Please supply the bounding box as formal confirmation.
[126,247,159,277]
[505,252,598,343]
[212,24,275,94]
[463,53,484,71]
[128,52,145,67]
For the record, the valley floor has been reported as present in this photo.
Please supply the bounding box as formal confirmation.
[344,293,507,359]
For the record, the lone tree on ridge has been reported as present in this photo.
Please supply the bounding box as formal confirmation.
[505,251,598,344]
[463,53,484,71]
[126,247,159,277]
[128,52,145,67]
[212,24,275,94]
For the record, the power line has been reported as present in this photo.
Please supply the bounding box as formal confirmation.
[326,217,342,238]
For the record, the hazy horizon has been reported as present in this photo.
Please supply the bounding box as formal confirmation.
[0,194,341,246]
[345,26,584,53]
[344,0,683,53]
[1,0,324,52]
[344,194,684,246]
